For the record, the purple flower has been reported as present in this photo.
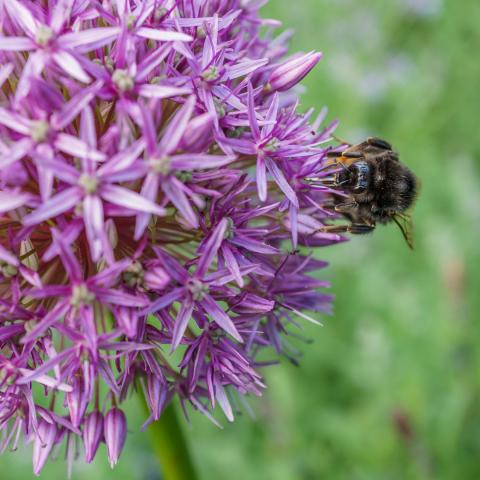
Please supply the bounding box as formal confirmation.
[143,247,248,351]
[135,95,234,236]
[0,0,346,473]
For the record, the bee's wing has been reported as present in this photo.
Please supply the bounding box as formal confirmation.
[391,212,414,249]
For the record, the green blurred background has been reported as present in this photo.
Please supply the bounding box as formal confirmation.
[3,0,480,478]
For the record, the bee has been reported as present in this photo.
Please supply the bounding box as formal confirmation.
[310,137,419,248]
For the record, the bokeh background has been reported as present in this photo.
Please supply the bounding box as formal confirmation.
[3,0,480,478]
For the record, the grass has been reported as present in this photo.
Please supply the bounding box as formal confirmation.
[2,1,479,479]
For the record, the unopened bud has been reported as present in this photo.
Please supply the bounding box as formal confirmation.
[104,407,127,468]
[269,51,322,92]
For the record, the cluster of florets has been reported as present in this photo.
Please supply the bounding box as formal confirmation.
[0,0,344,473]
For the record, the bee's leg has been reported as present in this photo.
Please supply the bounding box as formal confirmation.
[367,137,392,150]
[343,152,363,158]
[316,225,349,234]
[320,202,336,211]
[319,198,356,212]
[326,151,362,159]
[334,201,358,214]
[349,223,375,234]
[317,223,375,234]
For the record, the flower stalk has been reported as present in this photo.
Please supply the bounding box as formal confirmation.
[145,401,199,480]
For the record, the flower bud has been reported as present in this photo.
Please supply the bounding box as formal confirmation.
[66,377,87,428]
[268,51,322,92]
[144,266,170,292]
[146,375,167,421]
[83,410,104,463]
[104,408,127,468]
[32,420,57,475]
[116,307,139,338]
[179,113,214,152]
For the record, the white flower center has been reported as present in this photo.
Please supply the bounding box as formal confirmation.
[71,284,95,307]
[30,120,49,143]
[123,261,144,288]
[186,278,209,301]
[79,174,99,194]
[224,217,235,239]
[35,25,54,46]
[202,66,220,82]
[213,99,226,118]
[263,137,280,152]
[126,13,137,30]
[150,156,171,175]
[112,69,135,92]
[154,7,168,22]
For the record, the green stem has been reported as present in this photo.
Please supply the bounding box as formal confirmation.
[143,399,199,480]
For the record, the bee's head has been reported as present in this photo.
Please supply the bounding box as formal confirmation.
[335,161,371,193]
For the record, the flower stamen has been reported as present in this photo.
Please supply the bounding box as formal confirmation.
[70,284,95,307]
[30,121,49,143]
[79,174,99,195]
[112,69,135,92]
[35,25,54,47]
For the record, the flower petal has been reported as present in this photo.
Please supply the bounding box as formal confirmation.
[83,195,105,262]
[1,141,32,170]
[0,188,31,213]
[21,301,71,343]
[134,173,159,240]
[4,0,40,36]
[230,234,279,254]
[51,228,83,281]
[93,288,148,307]
[0,63,14,88]
[0,107,32,135]
[98,139,146,176]
[171,297,195,352]
[51,81,102,130]
[256,154,267,202]
[141,287,184,315]
[136,28,193,42]
[200,295,242,342]
[0,36,35,51]
[55,133,106,161]
[247,81,260,141]
[22,187,82,226]
[197,218,228,277]
[60,27,121,52]
[53,50,91,83]
[225,57,269,80]
[162,177,198,228]
[158,96,195,155]
[0,244,19,266]
[264,156,299,207]
[171,154,235,170]
[138,84,191,99]
[101,184,166,216]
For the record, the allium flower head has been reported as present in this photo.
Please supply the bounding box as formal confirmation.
[0,0,345,473]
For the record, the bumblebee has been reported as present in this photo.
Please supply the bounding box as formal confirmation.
[310,137,418,248]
